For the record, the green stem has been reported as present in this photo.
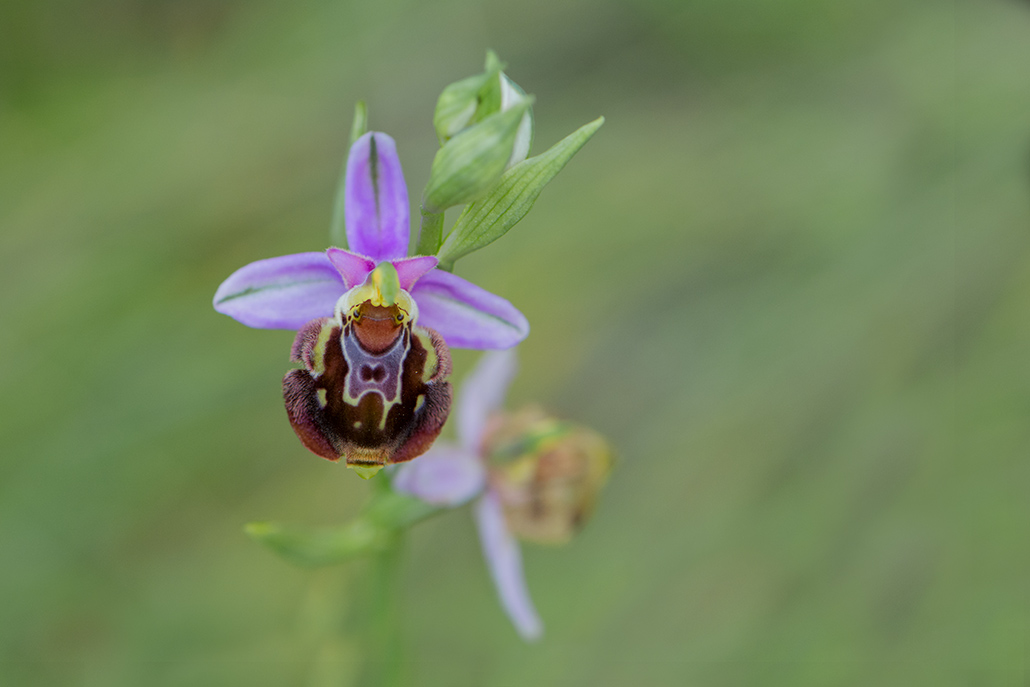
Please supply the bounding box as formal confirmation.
[355,475,409,686]
[253,478,434,685]
[301,569,355,687]
[356,534,406,687]
[416,207,445,258]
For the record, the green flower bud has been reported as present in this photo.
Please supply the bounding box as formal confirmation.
[433,50,532,166]
[433,71,500,144]
[436,117,603,268]
[422,98,534,213]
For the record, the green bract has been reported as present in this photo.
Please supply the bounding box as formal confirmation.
[436,116,605,269]
[433,50,507,145]
[246,490,438,568]
[330,101,370,246]
[349,100,369,146]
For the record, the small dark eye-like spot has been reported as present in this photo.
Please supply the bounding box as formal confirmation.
[360,364,386,382]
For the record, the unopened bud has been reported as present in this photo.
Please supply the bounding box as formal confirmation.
[430,52,535,195]
[422,98,533,212]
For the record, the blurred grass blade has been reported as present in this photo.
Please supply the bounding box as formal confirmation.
[437,117,603,267]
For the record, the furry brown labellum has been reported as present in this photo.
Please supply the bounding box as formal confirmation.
[283,281,452,479]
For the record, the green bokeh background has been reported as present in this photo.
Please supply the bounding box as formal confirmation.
[1,0,1025,684]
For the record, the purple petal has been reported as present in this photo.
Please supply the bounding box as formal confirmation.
[326,248,376,288]
[411,271,529,349]
[474,491,543,641]
[391,255,439,290]
[346,132,410,262]
[213,252,344,329]
[391,443,486,506]
[457,350,517,452]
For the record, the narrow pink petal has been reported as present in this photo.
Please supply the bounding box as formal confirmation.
[457,350,518,452]
[411,271,529,349]
[391,255,439,290]
[326,248,376,288]
[391,443,486,506]
[474,491,543,641]
[345,132,410,261]
[213,252,344,329]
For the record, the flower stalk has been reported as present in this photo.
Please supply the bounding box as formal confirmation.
[357,537,406,687]
[354,474,408,687]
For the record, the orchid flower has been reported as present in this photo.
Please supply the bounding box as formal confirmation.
[392,350,613,640]
[213,132,529,476]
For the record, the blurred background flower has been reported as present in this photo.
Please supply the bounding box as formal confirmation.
[0,0,1024,685]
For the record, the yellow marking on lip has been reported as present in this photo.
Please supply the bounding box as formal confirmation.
[310,323,336,377]
[316,388,328,407]
[415,330,438,380]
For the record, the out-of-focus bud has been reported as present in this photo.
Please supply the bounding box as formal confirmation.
[483,407,614,545]
[433,51,534,166]
[428,53,535,215]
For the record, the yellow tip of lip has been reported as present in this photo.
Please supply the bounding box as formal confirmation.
[349,464,383,480]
